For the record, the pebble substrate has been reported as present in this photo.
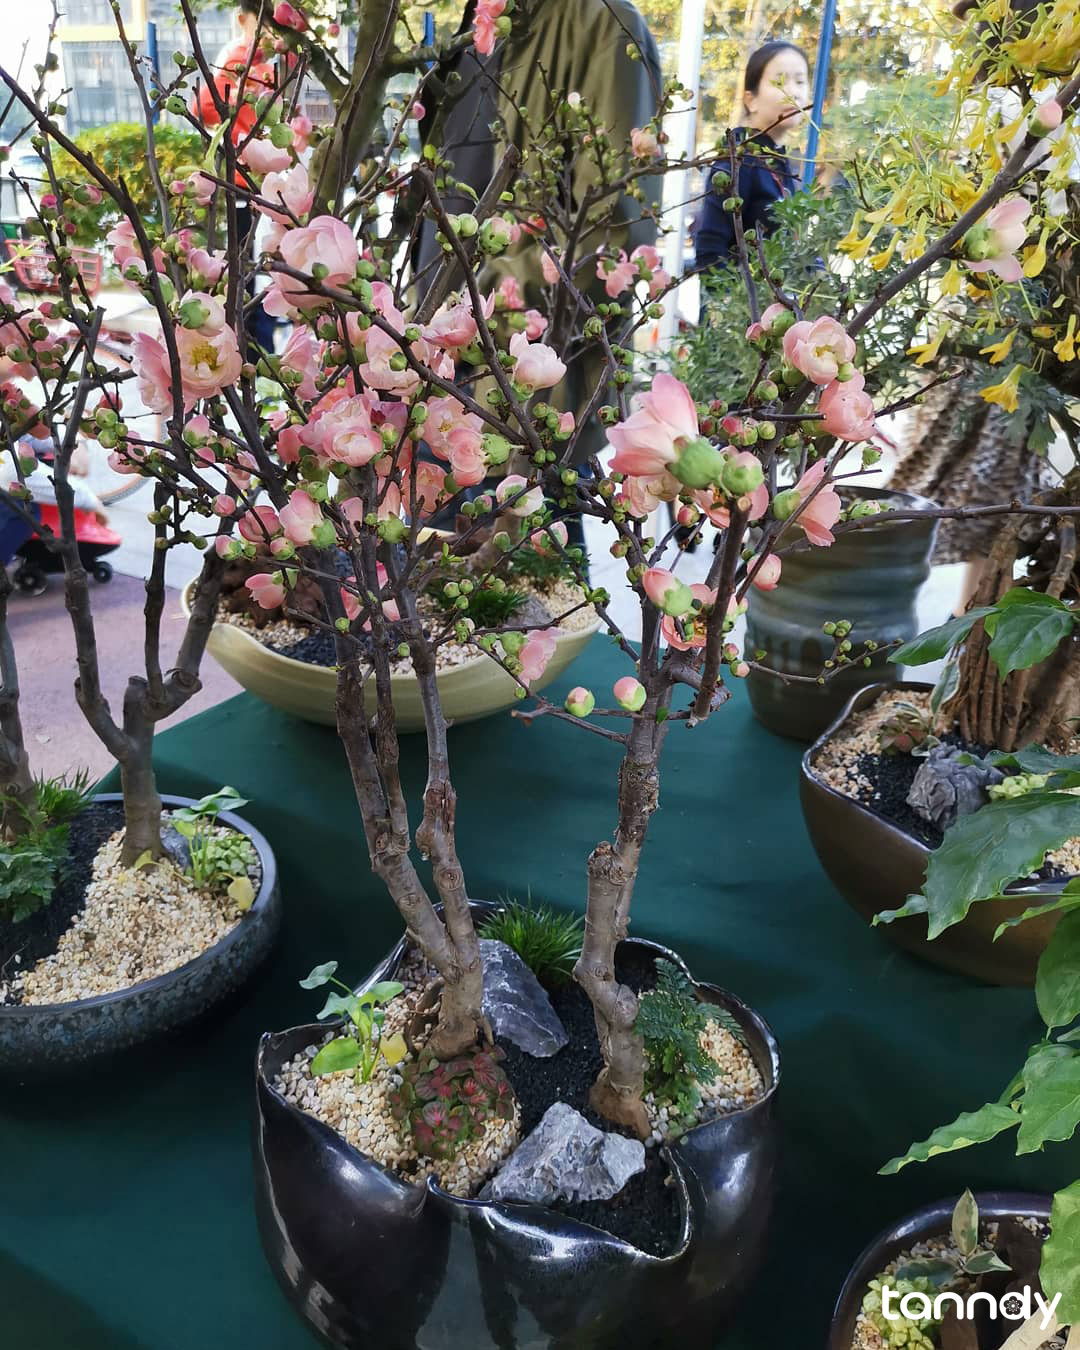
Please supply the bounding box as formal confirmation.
[0,815,260,1006]
[276,946,766,1256]
[810,688,1080,873]
[222,577,595,673]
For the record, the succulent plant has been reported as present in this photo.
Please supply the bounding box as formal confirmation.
[878,700,938,756]
[860,1276,939,1348]
[389,1048,516,1160]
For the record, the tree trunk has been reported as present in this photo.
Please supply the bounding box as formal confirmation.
[0,568,34,837]
[118,681,163,865]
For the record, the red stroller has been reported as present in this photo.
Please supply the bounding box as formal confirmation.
[13,503,120,594]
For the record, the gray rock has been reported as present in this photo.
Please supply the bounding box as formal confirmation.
[481,1101,645,1205]
[480,938,568,1058]
[160,823,192,871]
[906,745,1004,830]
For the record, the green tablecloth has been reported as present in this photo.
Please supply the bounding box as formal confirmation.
[2,637,1076,1348]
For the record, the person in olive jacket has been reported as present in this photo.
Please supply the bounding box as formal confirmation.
[694,41,810,306]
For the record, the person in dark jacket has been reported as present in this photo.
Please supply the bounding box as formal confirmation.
[694,41,810,295]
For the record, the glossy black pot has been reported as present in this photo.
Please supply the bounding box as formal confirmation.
[828,1192,1052,1349]
[0,793,281,1070]
[253,903,781,1350]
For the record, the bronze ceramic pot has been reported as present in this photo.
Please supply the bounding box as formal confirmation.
[800,683,1067,986]
[746,486,938,742]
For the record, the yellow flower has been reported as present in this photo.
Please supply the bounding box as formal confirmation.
[980,365,1024,413]
[1022,228,1050,279]
[840,224,881,261]
[1032,325,1056,339]
[940,262,964,296]
[908,323,950,367]
[870,234,900,272]
[837,211,866,253]
[901,218,928,263]
[1054,315,1078,363]
[979,329,1017,365]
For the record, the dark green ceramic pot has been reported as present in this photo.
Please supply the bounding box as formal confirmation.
[745,486,938,742]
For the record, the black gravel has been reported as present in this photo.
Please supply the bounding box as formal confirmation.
[0,801,124,1000]
[281,629,344,668]
[497,949,683,1259]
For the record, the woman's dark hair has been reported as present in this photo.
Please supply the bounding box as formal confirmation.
[743,40,809,97]
[237,0,264,16]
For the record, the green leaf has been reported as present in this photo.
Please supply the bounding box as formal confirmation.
[1017,1045,1080,1153]
[873,894,928,927]
[1042,1180,1080,1323]
[989,747,1080,776]
[953,1188,979,1257]
[893,1257,957,1287]
[310,1037,364,1076]
[964,1250,1012,1275]
[879,1103,1019,1174]
[920,793,1080,939]
[1037,910,1080,1029]
[131,849,156,870]
[889,607,995,667]
[988,603,1076,680]
[227,875,255,911]
[995,894,1080,941]
[367,980,404,1005]
[930,653,961,717]
[299,961,338,990]
[317,992,360,1022]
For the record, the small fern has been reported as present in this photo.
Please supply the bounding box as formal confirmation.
[635,959,723,1113]
[479,897,584,988]
[505,545,583,590]
[431,581,528,628]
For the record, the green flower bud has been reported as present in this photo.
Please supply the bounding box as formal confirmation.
[772,487,801,520]
[671,437,726,489]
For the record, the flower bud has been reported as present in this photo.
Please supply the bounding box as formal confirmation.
[772,487,801,520]
[670,436,726,489]
[641,567,694,617]
[613,676,646,711]
[565,686,595,717]
[721,453,764,497]
[1031,99,1063,138]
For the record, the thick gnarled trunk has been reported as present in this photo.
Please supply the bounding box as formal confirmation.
[0,569,34,837]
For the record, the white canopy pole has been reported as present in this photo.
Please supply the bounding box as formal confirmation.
[657,0,707,349]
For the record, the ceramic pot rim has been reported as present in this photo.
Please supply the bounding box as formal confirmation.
[183,575,604,683]
[256,916,780,1263]
[0,792,277,1017]
[801,680,1078,899]
[831,1190,1053,1338]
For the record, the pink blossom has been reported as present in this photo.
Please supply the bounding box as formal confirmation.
[647,269,672,300]
[175,323,243,409]
[792,460,842,546]
[422,301,478,350]
[819,370,876,443]
[265,216,359,316]
[238,504,282,544]
[509,331,566,391]
[187,247,226,285]
[642,567,693,617]
[273,1,308,31]
[630,127,660,158]
[213,494,237,517]
[257,163,313,223]
[607,372,698,477]
[279,325,323,402]
[660,584,716,651]
[523,309,548,340]
[277,424,303,463]
[279,489,322,544]
[314,394,383,467]
[518,627,558,685]
[178,289,227,334]
[528,520,568,555]
[131,332,174,415]
[240,138,292,176]
[495,473,544,515]
[446,426,487,486]
[963,196,1032,282]
[631,244,662,272]
[290,114,313,151]
[497,275,524,311]
[410,101,426,120]
[750,553,782,590]
[339,584,361,623]
[540,251,560,285]
[424,395,484,461]
[782,316,856,385]
[557,411,575,435]
[616,471,680,519]
[473,0,507,56]
[597,250,637,298]
[411,460,449,518]
[106,220,139,269]
[746,301,790,342]
[1032,99,1063,134]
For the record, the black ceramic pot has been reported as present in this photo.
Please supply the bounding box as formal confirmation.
[828,1192,1052,1349]
[0,793,281,1071]
[800,682,1069,986]
[745,485,939,743]
[253,903,780,1350]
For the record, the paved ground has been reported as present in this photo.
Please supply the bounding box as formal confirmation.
[7,570,241,784]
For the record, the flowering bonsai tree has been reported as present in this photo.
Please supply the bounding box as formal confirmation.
[2,0,1079,1146]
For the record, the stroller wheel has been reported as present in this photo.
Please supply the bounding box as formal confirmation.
[13,565,47,597]
[92,561,114,584]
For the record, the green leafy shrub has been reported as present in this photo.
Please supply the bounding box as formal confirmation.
[634,959,721,1116]
[301,961,405,1083]
[505,545,582,591]
[170,786,257,908]
[479,898,583,987]
[431,578,528,628]
[0,770,92,925]
[52,124,203,246]
[389,1047,515,1160]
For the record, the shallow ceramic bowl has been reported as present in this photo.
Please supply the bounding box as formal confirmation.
[0,793,281,1071]
[800,681,1069,986]
[183,577,601,729]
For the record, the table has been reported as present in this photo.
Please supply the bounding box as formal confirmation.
[2,637,1075,1348]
